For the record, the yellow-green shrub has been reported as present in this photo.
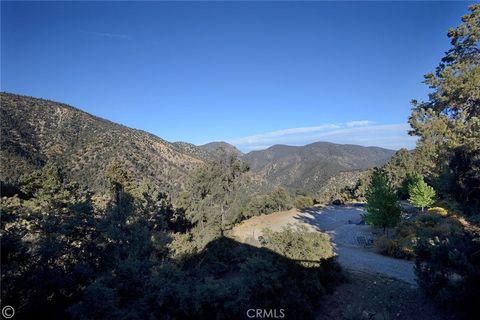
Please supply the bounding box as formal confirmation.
[428,206,448,216]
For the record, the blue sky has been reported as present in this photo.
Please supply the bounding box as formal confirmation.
[1,1,473,152]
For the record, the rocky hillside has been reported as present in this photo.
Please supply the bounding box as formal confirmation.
[0,93,204,196]
[243,142,394,194]
[172,141,211,161]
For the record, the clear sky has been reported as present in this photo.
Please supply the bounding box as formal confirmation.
[1,1,474,152]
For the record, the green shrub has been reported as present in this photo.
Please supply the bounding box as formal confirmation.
[294,196,314,209]
[149,235,344,319]
[245,187,293,217]
[262,225,334,267]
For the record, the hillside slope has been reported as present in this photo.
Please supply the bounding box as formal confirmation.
[243,142,394,194]
[0,93,204,195]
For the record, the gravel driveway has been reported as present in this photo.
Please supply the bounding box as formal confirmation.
[297,205,417,286]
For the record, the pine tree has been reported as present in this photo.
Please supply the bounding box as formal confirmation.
[364,169,401,234]
[408,178,436,211]
[408,4,480,212]
[179,154,250,240]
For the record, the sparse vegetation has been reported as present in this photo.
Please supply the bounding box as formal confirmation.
[0,93,205,197]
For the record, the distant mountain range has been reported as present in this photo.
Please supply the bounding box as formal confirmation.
[0,92,395,197]
[243,142,394,194]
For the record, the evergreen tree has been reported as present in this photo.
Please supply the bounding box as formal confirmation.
[179,154,249,239]
[400,172,423,199]
[408,4,480,212]
[408,178,436,211]
[364,169,401,234]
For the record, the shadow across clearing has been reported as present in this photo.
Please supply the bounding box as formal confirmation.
[294,205,365,233]
[166,236,344,320]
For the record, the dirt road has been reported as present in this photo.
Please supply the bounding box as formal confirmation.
[231,205,416,286]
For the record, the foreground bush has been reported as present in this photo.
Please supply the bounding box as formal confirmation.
[145,236,343,319]
[414,215,480,317]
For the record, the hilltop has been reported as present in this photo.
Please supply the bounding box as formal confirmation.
[199,141,243,158]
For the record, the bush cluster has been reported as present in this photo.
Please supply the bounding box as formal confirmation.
[294,196,314,209]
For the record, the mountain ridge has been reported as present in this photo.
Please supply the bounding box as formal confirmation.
[0,92,204,196]
[242,140,395,194]
[1,92,394,197]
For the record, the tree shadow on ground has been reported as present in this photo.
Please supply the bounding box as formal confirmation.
[293,205,365,233]
[164,236,344,320]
